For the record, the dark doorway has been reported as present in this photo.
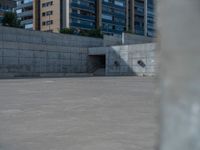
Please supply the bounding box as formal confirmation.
[88,55,106,76]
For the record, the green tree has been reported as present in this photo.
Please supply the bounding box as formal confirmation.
[80,28,103,38]
[2,12,21,28]
[60,28,74,34]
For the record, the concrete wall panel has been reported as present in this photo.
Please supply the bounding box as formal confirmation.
[0,26,100,77]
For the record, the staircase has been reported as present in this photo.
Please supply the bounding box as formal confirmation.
[93,68,105,76]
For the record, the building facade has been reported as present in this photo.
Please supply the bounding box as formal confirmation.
[33,0,155,36]
[16,0,33,29]
[100,0,126,34]
[127,0,155,37]
[0,0,16,25]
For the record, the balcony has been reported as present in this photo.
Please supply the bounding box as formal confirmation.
[20,19,33,26]
[70,22,95,30]
[16,2,33,9]
[71,3,95,13]
[17,10,33,18]
[71,13,95,21]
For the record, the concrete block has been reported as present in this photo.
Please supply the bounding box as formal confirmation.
[4,49,19,57]
[81,60,87,66]
[0,56,2,65]
[20,50,34,58]
[146,57,156,65]
[6,65,19,73]
[19,58,33,65]
[3,34,17,42]
[0,48,3,56]
[146,66,156,73]
[48,52,60,59]
[34,50,46,58]
[120,66,129,72]
[3,42,19,49]
[34,58,46,66]
[19,43,32,50]
[17,35,31,43]
[17,65,32,73]
[0,41,3,48]
[3,57,18,65]
[46,45,58,51]
[63,53,71,60]
[71,53,79,60]
[64,59,71,66]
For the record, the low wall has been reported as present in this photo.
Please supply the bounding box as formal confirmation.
[0,26,103,47]
[103,33,154,47]
[0,26,103,78]
[0,26,157,78]
[122,33,154,45]
[89,43,158,76]
[103,34,122,46]
[106,43,157,76]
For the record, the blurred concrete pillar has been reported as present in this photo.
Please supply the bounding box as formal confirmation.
[158,0,200,150]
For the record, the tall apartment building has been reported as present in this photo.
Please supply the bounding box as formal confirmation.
[128,0,155,36]
[33,0,155,36]
[99,0,126,34]
[16,0,33,29]
[33,0,97,33]
[0,0,16,25]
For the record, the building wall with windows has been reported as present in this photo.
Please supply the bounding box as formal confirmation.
[16,0,33,29]
[33,0,155,36]
[70,0,96,31]
[101,0,126,35]
[127,0,155,37]
[0,0,16,25]
[146,0,155,37]
[40,0,61,32]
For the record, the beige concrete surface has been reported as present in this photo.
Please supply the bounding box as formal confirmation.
[0,77,158,150]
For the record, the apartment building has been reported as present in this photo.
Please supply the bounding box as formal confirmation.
[33,0,97,33]
[16,0,33,29]
[33,0,155,36]
[34,0,61,32]
[127,0,155,36]
[99,0,126,34]
[0,0,16,25]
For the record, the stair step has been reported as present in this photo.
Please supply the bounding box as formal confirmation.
[93,68,105,76]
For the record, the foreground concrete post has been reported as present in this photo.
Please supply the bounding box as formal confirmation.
[158,0,200,150]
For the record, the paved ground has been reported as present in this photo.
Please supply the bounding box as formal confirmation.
[0,77,158,150]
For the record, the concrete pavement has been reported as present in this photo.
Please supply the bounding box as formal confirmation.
[0,77,158,150]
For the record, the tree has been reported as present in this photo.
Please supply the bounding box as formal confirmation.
[80,28,103,38]
[60,28,103,38]
[60,28,75,34]
[2,12,21,28]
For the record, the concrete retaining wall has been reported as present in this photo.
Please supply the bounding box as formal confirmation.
[0,26,157,78]
[103,35,122,46]
[106,43,157,76]
[103,33,154,47]
[0,26,103,78]
[89,43,158,76]
[122,33,154,45]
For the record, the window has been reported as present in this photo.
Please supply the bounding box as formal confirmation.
[42,20,53,26]
[24,0,33,4]
[25,23,33,29]
[102,14,112,20]
[16,9,22,14]
[42,11,53,17]
[42,1,53,8]
[114,1,124,7]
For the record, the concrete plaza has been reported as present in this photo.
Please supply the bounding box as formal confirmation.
[0,77,158,150]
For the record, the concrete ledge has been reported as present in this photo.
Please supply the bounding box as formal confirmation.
[0,73,93,79]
